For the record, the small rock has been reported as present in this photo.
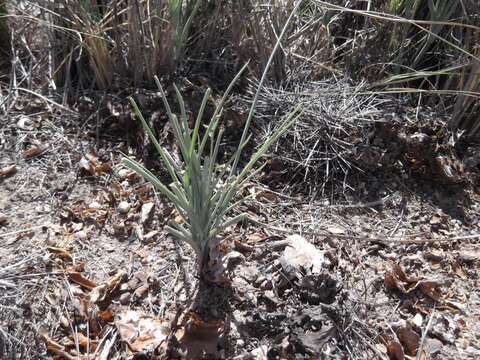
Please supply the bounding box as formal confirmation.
[259,279,273,291]
[326,226,345,235]
[75,230,88,241]
[118,201,131,214]
[236,339,245,348]
[119,292,131,305]
[251,345,268,358]
[412,313,423,327]
[279,235,329,279]
[117,168,131,180]
[0,212,7,225]
[140,202,155,225]
[237,265,260,283]
[458,247,480,263]
[89,201,102,210]
[16,116,34,130]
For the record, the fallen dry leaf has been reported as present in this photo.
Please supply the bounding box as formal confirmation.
[256,189,279,202]
[384,264,446,301]
[458,247,480,264]
[98,310,114,322]
[451,259,466,279]
[326,226,346,235]
[79,153,112,176]
[115,309,169,353]
[246,232,267,244]
[39,330,76,360]
[391,320,420,356]
[67,269,97,290]
[387,340,405,360]
[0,164,17,177]
[234,239,255,253]
[23,144,45,158]
[94,162,113,175]
[75,332,99,352]
[47,246,73,262]
[89,270,126,305]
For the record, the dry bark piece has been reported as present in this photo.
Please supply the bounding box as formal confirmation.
[0,164,17,177]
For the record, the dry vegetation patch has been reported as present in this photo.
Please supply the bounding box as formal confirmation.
[1,0,480,359]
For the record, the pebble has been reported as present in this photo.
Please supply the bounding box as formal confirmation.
[117,168,131,180]
[412,313,423,327]
[89,201,102,210]
[119,292,131,305]
[0,212,7,225]
[118,201,131,214]
[75,230,88,241]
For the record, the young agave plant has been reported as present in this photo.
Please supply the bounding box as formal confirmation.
[124,3,303,283]
[123,69,300,282]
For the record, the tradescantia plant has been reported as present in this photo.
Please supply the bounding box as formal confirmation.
[123,70,300,281]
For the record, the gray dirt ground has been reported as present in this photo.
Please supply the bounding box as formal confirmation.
[1,95,480,359]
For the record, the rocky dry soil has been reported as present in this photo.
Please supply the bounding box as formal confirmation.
[1,94,480,359]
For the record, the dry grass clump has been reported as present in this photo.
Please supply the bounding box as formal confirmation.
[252,78,386,195]
[0,251,57,358]
[13,0,200,90]
[3,1,479,136]
[312,0,480,135]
